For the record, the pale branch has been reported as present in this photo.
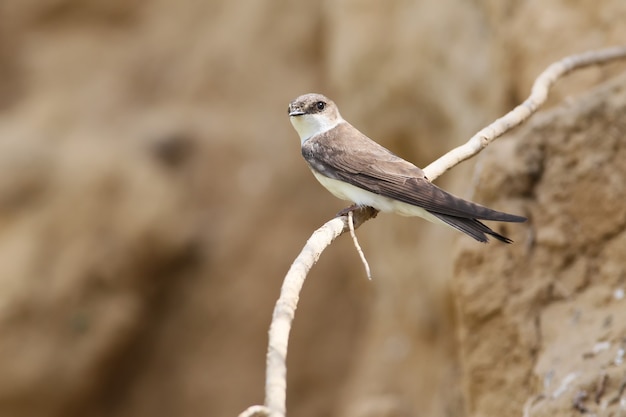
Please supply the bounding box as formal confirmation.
[423,46,626,180]
[238,45,626,417]
[348,210,373,280]
[257,207,377,417]
[238,405,271,417]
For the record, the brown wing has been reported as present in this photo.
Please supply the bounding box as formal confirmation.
[302,123,525,222]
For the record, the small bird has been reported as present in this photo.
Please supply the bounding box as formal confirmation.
[287,93,526,243]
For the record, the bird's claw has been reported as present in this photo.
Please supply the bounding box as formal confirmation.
[336,204,360,217]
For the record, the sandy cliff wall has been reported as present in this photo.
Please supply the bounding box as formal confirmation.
[454,74,626,417]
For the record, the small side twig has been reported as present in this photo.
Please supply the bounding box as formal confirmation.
[348,210,372,280]
[238,405,270,417]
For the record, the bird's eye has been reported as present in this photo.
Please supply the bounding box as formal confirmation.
[316,101,326,111]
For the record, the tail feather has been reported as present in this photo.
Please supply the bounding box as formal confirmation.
[431,212,515,243]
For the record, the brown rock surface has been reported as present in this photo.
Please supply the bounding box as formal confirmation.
[454,73,626,417]
[0,1,624,417]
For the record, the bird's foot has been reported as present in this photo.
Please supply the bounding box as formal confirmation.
[336,204,360,217]
[336,205,379,230]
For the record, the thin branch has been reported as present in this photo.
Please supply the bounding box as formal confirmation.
[238,405,271,417]
[423,46,626,180]
[238,45,626,417]
[262,207,377,417]
[348,210,372,280]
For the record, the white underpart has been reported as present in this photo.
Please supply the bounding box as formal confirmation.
[312,171,448,226]
[290,113,342,144]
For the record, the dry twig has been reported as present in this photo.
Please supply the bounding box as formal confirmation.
[423,46,626,180]
[238,45,626,417]
[348,210,372,280]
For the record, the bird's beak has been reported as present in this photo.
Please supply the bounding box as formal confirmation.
[288,103,305,117]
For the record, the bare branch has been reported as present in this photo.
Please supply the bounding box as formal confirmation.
[237,405,270,417]
[348,210,373,280]
[239,46,626,417]
[264,207,377,417]
[423,46,626,180]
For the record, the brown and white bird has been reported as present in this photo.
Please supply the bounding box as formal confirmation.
[287,93,526,243]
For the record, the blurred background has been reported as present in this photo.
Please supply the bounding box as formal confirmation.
[0,1,625,417]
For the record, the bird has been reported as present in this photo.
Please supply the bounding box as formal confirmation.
[287,93,526,243]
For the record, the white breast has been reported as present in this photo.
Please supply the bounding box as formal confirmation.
[311,171,445,225]
[290,114,342,144]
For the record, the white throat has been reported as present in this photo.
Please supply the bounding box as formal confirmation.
[289,114,342,144]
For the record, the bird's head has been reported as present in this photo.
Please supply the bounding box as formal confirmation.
[288,93,343,143]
